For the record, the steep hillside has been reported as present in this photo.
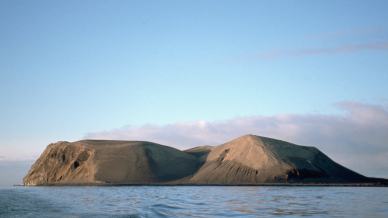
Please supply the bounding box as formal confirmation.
[23,140,199,185]
[189,135,367,184]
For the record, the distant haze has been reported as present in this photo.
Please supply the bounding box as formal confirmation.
[0,161,32,186]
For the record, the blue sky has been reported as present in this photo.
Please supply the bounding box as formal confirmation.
[1,0,388,180]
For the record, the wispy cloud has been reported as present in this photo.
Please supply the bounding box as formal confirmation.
[252,26,388,60]
[257,41,388,59]
[306,26,388,41]
[86,102,388,178]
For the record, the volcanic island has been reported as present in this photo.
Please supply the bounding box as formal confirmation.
[23,134,388,186]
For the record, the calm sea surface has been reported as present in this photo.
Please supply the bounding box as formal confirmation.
[0,186,387,217]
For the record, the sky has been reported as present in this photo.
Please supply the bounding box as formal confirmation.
[1,0,388,185]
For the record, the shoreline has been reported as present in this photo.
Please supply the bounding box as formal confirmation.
[15,183,388,187]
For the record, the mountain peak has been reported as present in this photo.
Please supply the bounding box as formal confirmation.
[226,134,264,146]
[234,134,261,140]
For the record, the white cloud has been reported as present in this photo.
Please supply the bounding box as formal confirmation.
[86,102,388,178]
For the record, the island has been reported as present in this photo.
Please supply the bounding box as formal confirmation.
[23,134,388,186]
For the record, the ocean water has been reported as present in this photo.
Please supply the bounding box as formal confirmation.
[0,186,387,218]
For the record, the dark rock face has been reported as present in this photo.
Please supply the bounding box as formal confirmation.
[23,142,95,185]
[24,135,381,186]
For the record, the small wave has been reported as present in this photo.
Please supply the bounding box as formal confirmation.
[1,186,387,217]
